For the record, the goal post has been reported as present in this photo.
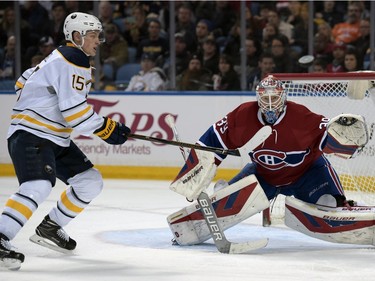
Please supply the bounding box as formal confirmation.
[262,71,375,226]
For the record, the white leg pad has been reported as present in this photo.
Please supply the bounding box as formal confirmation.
[167,175,269,245]
[67,168,103,202]
[285,196,375,246]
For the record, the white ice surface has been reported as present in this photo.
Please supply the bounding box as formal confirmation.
[0,177,374,280]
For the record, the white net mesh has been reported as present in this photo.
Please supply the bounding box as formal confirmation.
[267,72,375,224]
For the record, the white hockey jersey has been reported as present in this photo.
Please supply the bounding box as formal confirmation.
[8,43,104,147]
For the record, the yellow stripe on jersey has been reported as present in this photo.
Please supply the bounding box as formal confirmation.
[11,114,73,133]
[15,81,24,89]
[60,190,84,213]
[6,199,33,219]
[65,105,92,123]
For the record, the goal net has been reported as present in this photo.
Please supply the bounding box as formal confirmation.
[264,72,375,225]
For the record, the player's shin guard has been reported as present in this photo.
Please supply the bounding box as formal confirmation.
[0,180,51,239]
[285,196,375,245]
[49,168,103,226]
[167,175,269,245]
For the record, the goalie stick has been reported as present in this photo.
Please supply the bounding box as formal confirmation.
[165,114,188,161]
[165,114,270,254]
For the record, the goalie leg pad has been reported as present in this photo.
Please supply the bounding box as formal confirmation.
[169,149,216,201]
[167,175,269,245]
[285,196,375,246]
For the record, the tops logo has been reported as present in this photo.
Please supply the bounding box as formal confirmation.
[75,98,175,144]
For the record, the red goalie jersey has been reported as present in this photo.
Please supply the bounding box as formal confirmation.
[197,101,329,187]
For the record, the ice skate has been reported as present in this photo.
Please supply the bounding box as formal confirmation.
[0,233,24,271]
[29,215,76,254]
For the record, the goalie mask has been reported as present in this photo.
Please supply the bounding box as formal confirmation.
[256,75,286,124]
[63,12,105,46]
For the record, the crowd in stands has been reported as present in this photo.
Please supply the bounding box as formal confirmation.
[0,1,372,91]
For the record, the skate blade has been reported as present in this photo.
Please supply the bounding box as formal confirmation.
[29,234,74,255]
[0,258,22,271]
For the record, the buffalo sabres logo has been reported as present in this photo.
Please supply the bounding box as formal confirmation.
[251,149,310,170]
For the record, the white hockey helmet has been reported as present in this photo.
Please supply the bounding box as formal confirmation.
[256,75,286,124]
[63,12,104,43]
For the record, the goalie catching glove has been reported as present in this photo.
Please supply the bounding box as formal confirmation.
[325,113,368,159]
[94,116,131,145]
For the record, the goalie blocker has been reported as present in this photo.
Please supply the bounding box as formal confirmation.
[167,175,269,246]
[169,149,216,201]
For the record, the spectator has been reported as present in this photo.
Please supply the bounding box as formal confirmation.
[194,19,213,54]
[137,19,169,65]
[38,36,56,58]
[343,48,363,72]
[245,4,266,40]
[270,35,296,73]
[266,9,294,44]
[316,21,333,41]
[0,35,16,80]
[261,22,278,50]
[0,7,31,52]
[352,18,370,68]
[98,1,115,26]
[310,58,328,73]
[252,3,273,35]
[290,2,310,59]
[331,2,361,44]
[125,52,168,92]
[100,23,129,80]
[47,1,67,46]
[21,1,50,44]
[212,54,241,91]
[248,52,275,91]
[163,33,190,76]
[314,1,344,28]
[244,36,262,76]
[313,32,334,64]
[175,3,196,52]
[25,36,56,67]
[222,20,254,66]
[201,37,220,75]
[211,1,237,38]
[326,42,346,73]
[123,5,148,47]
[286,1,303,27]
[176,53,212,91]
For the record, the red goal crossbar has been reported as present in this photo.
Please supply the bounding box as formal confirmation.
[273,72,375,81]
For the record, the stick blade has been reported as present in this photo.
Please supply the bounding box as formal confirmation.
[239,125,272,160]
[165,114,175,128]
[228,238,269,254]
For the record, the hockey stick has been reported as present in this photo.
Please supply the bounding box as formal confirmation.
[165,114,187,160]
[129,133,241,156]
[166,114,270,254]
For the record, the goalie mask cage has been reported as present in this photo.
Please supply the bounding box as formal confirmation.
[263,71,375,226]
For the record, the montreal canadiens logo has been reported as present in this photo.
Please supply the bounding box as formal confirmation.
[251,149,310,170]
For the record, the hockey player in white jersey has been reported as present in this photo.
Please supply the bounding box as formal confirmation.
[0,12,131,270]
